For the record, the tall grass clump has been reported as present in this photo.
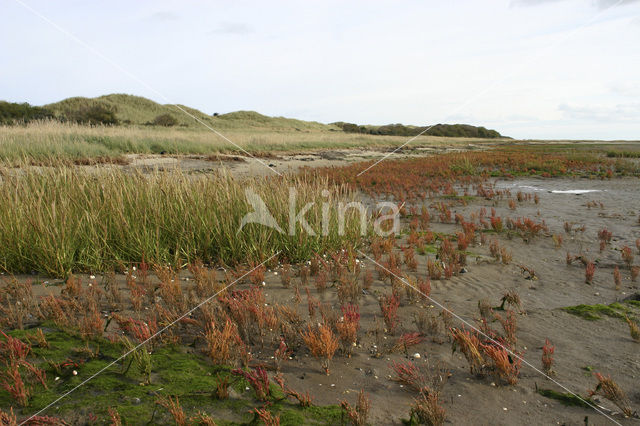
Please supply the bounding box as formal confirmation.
[0,167,365,276]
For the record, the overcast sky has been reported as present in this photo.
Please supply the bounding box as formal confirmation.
[1,0,639,139]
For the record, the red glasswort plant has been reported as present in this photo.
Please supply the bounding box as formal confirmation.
[482,344,522,385]
[621,246,634,269]
[301,324,339,375]
[585,262,596,284]
[340,389,370,426]
[542,339,554,374]
[232,366,271,401]
[613,266,622,290]
[379,294,400,334]
[336,304,360,356]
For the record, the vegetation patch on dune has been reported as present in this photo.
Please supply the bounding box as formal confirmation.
[537,389,594,409]
[562,302,637,321]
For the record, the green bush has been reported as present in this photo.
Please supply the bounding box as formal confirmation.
[0,101,54,124]
[152,113,178,127]
[67,104,119,125]
[333,121,503,138]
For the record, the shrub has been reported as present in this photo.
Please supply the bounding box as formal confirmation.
[0,101,54,124]
[67,104,119,125]
[152,113,178,126]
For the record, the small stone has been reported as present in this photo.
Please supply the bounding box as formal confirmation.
[412,353,421,359]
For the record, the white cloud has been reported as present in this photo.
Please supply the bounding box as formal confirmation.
[208,21,253,35]
[559,102,640,121]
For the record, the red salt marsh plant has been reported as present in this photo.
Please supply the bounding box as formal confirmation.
[204,319,244,366]
[404,247,418,271]
[632,266,639,282]
[598,228,613,251]
[450,328,484,374]
[301,323,339,375]
[613,266,622,290]
[248,261,266,286]
[417,276,431,301]
[500,247,512,265]
[494,310,517,346]
[1,363,29,407]
[232,366,271,401]
[156,396,187,426]
[314,269,328,294]
[379,293,400,334]
[0,331,30,363]
[390,360,443,394]
[456,232,469,250]
[585,262,596,284]
[489,239,501,260]
[340,389,370,426]
[411,392,445,426]
[252,406,280,426]
[542,339,555,374]
[482,344,522,385]
[362,269,373,290]
[427,259,442,281]
[274,339,291,372]
[621,246,634,269]
[392,332,425,354]
[490,216,503,233]
[280,263,291,288]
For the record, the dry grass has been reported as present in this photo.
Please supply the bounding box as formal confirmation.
[625,316,640,342]
[589,373,633,417]
[0,120,489,165]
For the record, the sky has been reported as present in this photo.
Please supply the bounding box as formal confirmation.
[1,0,639,140]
